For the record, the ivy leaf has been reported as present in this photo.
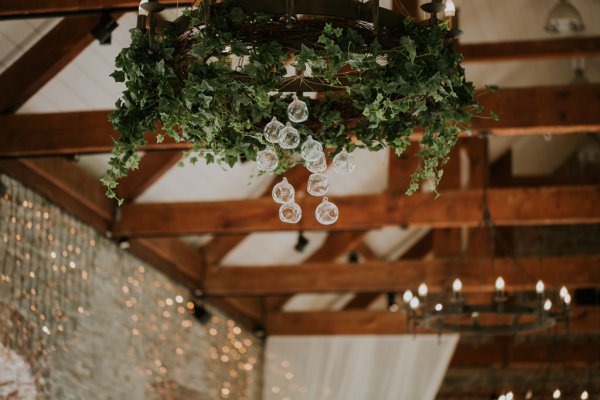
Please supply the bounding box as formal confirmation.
[401,37,416,63]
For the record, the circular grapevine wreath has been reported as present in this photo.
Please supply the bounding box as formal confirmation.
[104,0,484,203]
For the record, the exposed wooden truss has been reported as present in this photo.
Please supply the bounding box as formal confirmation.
[202,256,600,296]
[2,84,600,157]
[0,1,191,17]
[265,307,600,335]
[0,16,110,114]
[112,185,600,236]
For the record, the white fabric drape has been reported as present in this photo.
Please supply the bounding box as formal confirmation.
[264,335,458,400]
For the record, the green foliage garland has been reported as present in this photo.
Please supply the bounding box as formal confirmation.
[105,2,484,203]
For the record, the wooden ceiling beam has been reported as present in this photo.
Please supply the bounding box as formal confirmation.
[460,36,600,63]
[0,158,114,232]
[0,1,191,17]
[112,185,600,236]
[265,307,599,335]
[2,84,599,157]
[0,16,108,114]
[203,255,600,296]
[116,151,182,203]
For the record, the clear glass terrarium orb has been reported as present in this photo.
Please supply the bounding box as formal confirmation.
[279,201,302,223]
[287,94,309,123]
[305,151,327,173]
[315,197,339,225]
[278,123,301,149]
[301,136,324,162]
[272,177,295,204]
[256,148,278,172]
[263,117,284,144]
[333,149,356,174]
[307,173,329,197]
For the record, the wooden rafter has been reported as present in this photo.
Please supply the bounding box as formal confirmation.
[2,84,600,157]
[112,185,600,236]
[0,1,191,17]
[459,36,600,63]
[0,16,108,114]
[202,256,600,296]
[116,151,182,202]
[265,307,599,335]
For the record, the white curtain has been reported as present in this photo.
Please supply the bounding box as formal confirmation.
[263,335,458,400]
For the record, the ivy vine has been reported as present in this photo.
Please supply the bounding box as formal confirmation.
[104,1,486,204]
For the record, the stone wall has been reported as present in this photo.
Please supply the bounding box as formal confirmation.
[0,175,262,400]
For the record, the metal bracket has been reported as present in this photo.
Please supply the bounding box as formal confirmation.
[286,0,295,28]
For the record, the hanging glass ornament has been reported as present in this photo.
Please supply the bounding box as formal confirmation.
[287,94,309,123]
[256,147,278,172]
[315,197,339,225]
[305,151,327,173]
[333,149,356,174]
[301,135,324,162]
[278,122,301,149]
[272,177,295,204]
[307,173,329,196]
[264,117,284,144]
[279,201,302,224]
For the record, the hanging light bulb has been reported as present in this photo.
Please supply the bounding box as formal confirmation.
[545,0,585,34]
[264,117,284,144]
[278,123,301,149]
[444,0,455,17]
[564,293,572,306]
[536,280,545,295]
[418,283,428,298]
[544,298,553,311]
[525,390,533,399]
[272,177,295,204]
[559,286,569,299]
[409,296,420,310]
[580,390,589,400]
[452,278,462,293]
[553,388,561,399]
[498,395,506,400]
[301,136,323,162]
[506,391,514,400]
[315,197,339,225]
[403,290,414,303]
[287,94,309,123]
[333,149,356,174]
[435,303,443,312]
[256,148,279,172]
[495,276,505,292]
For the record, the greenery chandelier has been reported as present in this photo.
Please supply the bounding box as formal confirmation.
[105,0,487,223]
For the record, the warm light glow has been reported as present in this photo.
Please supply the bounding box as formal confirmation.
[435,303,443,312]
[525,390,533,399]
[418,283,428,297]
[559,285,568,299]
[452,278,462,293]
[444,0,456,17]
[403,290,414,303]
[564,293,572,306]
[553,388,561,399]
[495,276,505,291]
[498,395,506,400]
[544,298,552,311]
[581,390,589,400]
[409,297,420,310]
[536,280,545,294]
[388,303,400,313]
[506,391,514,400]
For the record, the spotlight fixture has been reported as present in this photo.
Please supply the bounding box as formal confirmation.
[190,289,212,324]
[294,231,309,253]
[117,237,131,249]
[91,13,119,45]
[545,0,585,34]
[0,180,7,199]
[387,292,399,312]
